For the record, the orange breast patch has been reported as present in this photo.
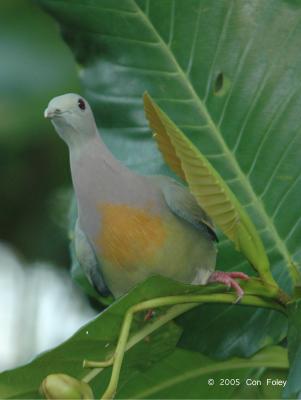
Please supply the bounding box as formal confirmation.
[96,203,166,269]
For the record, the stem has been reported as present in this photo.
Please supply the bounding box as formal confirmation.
[99,293,284,399]
[83,303,196,369]
[126,303,197,349]
[83,357,114,368]
[82,367,104,384]
[82,304,197,383]
[134,356,289,399]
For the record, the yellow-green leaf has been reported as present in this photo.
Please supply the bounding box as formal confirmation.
[144,92,277,290]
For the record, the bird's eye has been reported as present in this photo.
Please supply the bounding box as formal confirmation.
[78,98,86,110]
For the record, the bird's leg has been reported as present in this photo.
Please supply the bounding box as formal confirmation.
[208,271,249,302]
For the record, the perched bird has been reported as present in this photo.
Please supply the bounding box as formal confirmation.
[44,93,247,299]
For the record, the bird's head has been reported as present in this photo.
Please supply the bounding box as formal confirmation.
[44,93,97,147]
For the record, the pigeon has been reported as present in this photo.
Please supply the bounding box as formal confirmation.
[44,93,248,299]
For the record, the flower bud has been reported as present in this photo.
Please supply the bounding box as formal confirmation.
[40,373,94,399]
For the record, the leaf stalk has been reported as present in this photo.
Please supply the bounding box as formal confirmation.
[81,292,285,399]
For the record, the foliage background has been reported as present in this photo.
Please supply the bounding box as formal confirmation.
[1,0,301,398]
[0,0,96,372]
[0,0,78,263]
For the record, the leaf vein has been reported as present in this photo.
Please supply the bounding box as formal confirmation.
[185,2,203,76]
[232,15,301,154]
[168,0,175,48]
[259,128,301,200]
[203,1,234,103]
[247,86,298,178]
[133,0,295,275]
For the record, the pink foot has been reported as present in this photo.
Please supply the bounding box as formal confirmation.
[208,271,249,302]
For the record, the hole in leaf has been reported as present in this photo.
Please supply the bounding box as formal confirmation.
[214,72,224,93]
[213,72,231,97]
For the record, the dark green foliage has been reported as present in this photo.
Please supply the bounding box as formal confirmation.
[0,0,79,263]
[283,300,301,398]
[1,0,301,398]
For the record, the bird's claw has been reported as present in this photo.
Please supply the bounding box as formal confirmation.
[208,271,249,302]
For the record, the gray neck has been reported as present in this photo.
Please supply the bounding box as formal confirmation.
[68,133,165,242]
[70,133,122,166]
[69,133,139,235]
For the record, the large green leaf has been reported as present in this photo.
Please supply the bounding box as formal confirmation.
[143,92,276,287]
[0,277,185,399]
[38,0,301,287]
[117,346,288,399]
[283,299,301,399]
[37,0,299,358]
[0,276,286,399]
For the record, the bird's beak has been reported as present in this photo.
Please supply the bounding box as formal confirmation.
[44,108,53,119]
[44,107,64,119]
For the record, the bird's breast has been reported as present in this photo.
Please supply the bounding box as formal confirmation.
[94,202,167,269]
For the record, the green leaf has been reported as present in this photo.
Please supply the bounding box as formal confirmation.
[117,346,288,399]
[257,369,289,400]
[177,303,287,362]
[39,0,301,287]
[143,92,276,288]
[283,299,301,399]
[37,0,300,358]
[0,276,187,399]
[0,275,285,399]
